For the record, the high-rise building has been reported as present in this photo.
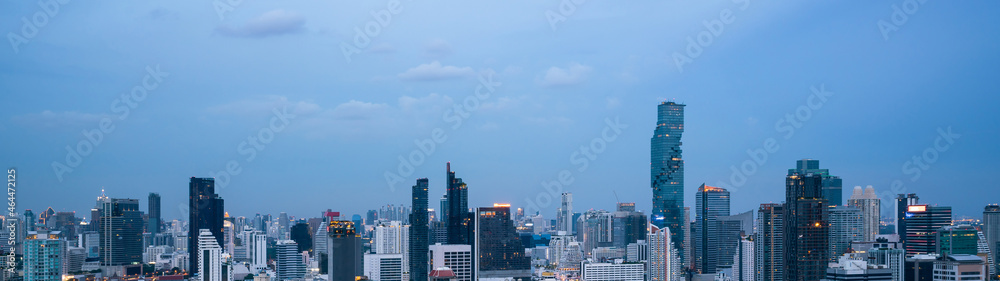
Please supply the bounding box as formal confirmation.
[854,236,905,281]
[313,224,328,256]
[577,210,613,255]
[612,203,647,249]
[733,235,753,281]
[650,101,685,265]
[904,254,936,281]
[694,184,729,274]
[903,204,952,257]
[364,254,405,281]
[983,204,1000,278]
[626,239,648,263]
[848,186,880,242]
[276,240,305,280]
[580,260,645,281]
[895,194,919,241]
[936,225,979,256]
[829,206,863,261]
[97,197,143,266]
[373,221,409,255]
[411,178,430,281]
[240,227,267,272]
[784,171,829,281]
[715,210,752,270]
[197,229,222,281]
[53,212,77,243]
[446,163,472,246]
[189,177,225,276]
[474,204,530,279]
[648,224,679,281]
[148,193,161,235]
[787,159,843,206]
[328,221,362,281]
[755,203,783,281]
[439,195,448,225]
[558,193,573,233]
[429,244,473,281]
[24,230,61,281]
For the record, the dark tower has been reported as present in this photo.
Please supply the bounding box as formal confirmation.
[189,177,224,276]
[446,163,472,245]
[410,178,430,281]
[148,192,161,235]
[783,172,829,281]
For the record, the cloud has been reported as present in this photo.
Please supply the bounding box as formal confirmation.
[539,63,592,87]
[397,61,475,81]
[11,110,112,128]
[215,10,305,38]
[424,39,453,57]
[206,95,319,116]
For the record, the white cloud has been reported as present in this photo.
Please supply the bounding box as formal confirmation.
[397,61,475,81]
[539,63,592,87]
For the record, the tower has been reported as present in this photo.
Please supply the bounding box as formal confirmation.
[694,184,729,274]
[847,186,880,241]
[650,101,685,264]
[410,178,430,281]
[784,171,829,281]
[446,163,472,245]
[189,177,225,275]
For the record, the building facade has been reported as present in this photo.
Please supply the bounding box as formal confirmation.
[651,101,685,265]
[847,186,881,242]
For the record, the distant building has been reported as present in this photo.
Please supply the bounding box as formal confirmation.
[732,235,753,281]
[650,101,686,265]
[97,197,143,266]
[429,244,473,281]
[903,205,952,257]
[829,206,863,261]
[24,230,62,281]
[983,204,1000,278]
[581,260,644,281]
[784,170,829,281]
[148,193,161,235]
[189,177,225,276]
[276,240,305,280]
[410,178,430,281]
[788,159,843,207]
[755,203,784,281]
[694,184,729,274]
[847,186,880,242]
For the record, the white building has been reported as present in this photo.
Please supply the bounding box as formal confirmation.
[626,240,648,262]
[363,253,404,281]
[547,233,575,266]
[829,206,864,261]
[144,245,170,263]
[198,229,223,281]
[373,221,409,255]
[277,240,305,280]
[732,235,753,281]
[581,260,644,281]
[648,225,679,281]
[240,227,268,272]
[847,186,881,242]
[932,255,986,281]
[429,244,473,281]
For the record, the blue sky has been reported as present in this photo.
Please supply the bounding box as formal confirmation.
[2,1,998,222]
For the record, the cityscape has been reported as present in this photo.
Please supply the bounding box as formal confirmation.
[3,2,1000,281]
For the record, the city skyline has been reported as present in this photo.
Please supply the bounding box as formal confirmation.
[4,2,999,223]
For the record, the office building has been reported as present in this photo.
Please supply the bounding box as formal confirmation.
[716,210,752,270]
[149,193,161,235]
[24,230,62,281]
[755,203,784,281]
[626,240,648,262]
[411,178,430,281]
[895,194,919,242]
[983,204,1000,278]
[733,235,753,281]
[651,101,686,265]
[276,240,305,280]
[577,210,613,255]
[904,254,936,281]
[97,197,143,266]
[784,171,829,281]
[373,221,409,255]
[694,184,730,274]
[558,193,573,234]
[364,254,404,281]
[824,256,893,281]
[197,229,222,281]
[903,205,952,257]
[189,177,225,275]
[580,260,644,281]
[788,159,843,206]
[446,163,473,245]
[860,237,904,281]
[932,255,986,281]
[936,225,979,256]
[475,204,530,279]
[328,221,362,281]
[847,186,881,242]
[429,244,473,281]
[613,203,647,249]
[829,206,863,261]
[240,227,267,272]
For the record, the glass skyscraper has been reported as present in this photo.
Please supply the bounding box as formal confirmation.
[788,159,843,207]
[650,101,685,263]
[410,178,430,281]
[694,184,729,274]
[446,162,472,246]
[783,172,829,281]
[189,177,225,275]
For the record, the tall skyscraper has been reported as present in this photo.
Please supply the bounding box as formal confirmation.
[197,229,222,281]
[755,203,784,281]
[439,195,448,226]
[578,210,613,255]
[847,186,880,241]
[558,193,573,233]
[474,204,531,279]
[97,197,143,266]
[650,101,685,264]
[446,163,472,246]
[148,193,161,235]
[784,171,829,281]
[648,224,679,281]
[787,159,843,206]
[189,177,225,276]
[276,240,305,280]
[328,221,362,281]
[612,203,647,249]
[694,184,729,274]
[410,178,430,281]
[984,204,1000,279]
[895,193,919,240]
[715,210,752,270]
[829,206,863,261]
[24,230,61,281]
[903,204,952,257]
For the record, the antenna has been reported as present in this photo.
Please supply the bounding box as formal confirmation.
[613,191,621,205]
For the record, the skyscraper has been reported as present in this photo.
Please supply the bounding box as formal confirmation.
[446,163,472,246]
[197,229,222,281]
[189,177,225,276]
[784,171,829,281]
[715,210,752,270]
[97,197,143,266]
[755,203,784,281]
[829,206,863,261]
[936,225,978,256]
[983,204,1000,278]
[903,204,952,257]
[328,221,362,281]
[240,226,267,272]
[148,192,161,235]
[651,101,685,264]
[612,203,647,249]
[694,184,729,274]
[847,186,880,242]
[24,230,61,281]
[895,193,919,241]
[410,178,430,281]
[648,224,679,281]
[733,235,754,281]
[474,204,531,279]
[276,240,305,280]
[788,159,843,206]
[558,193,573,233]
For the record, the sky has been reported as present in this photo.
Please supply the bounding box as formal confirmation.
[2,1,999,223]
